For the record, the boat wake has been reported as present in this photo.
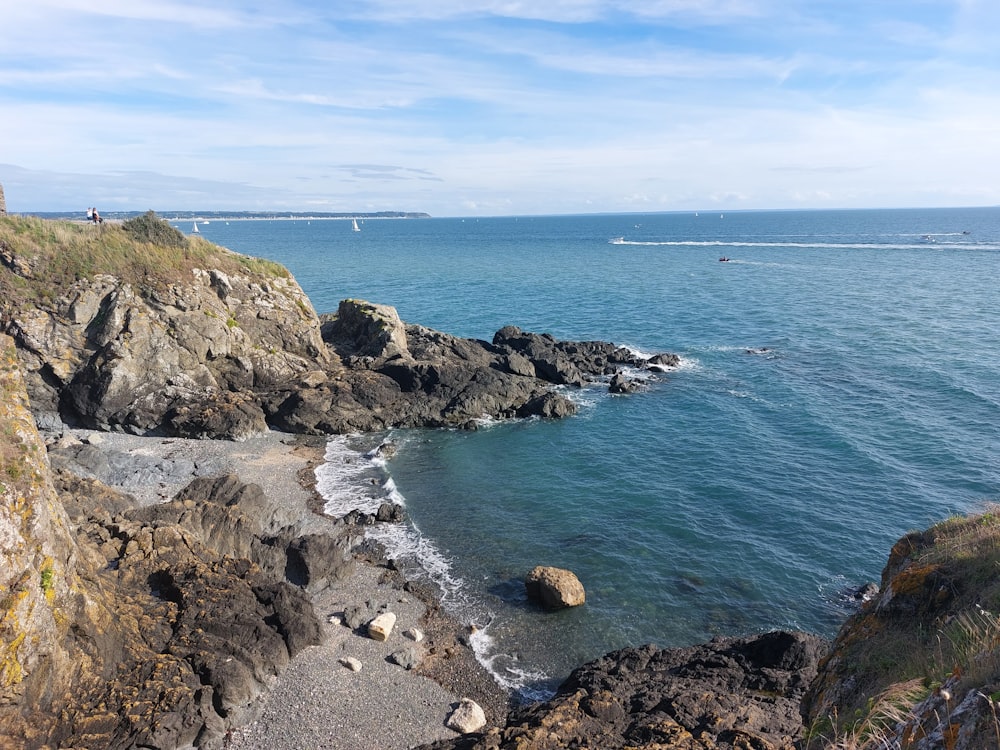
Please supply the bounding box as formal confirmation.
[607,239,1000,251]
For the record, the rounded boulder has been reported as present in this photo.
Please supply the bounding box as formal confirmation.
[525,565,586,609]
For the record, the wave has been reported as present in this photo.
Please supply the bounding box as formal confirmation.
[608,239,1000,251]
[316,433,548,692]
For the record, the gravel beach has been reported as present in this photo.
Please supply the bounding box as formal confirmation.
[49,428,510,750]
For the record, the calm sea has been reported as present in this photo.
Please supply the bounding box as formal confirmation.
[180,208,1000,697]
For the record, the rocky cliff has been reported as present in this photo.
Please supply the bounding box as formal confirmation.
[0,215,675,439]
[3,214,999,749]
[1,332,357,748]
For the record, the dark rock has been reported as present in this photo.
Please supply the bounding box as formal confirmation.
[389,646,422,670]
[609,372,643,394]
[376,502,405,523]
[646,352,681,371]
[416,631,827,750]
[7,258,676,434]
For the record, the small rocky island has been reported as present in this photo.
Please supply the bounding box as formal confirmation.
[2,213,998,749]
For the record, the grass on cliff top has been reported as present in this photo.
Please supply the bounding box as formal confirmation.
[807,507,1000,746]
[0,213,289,309]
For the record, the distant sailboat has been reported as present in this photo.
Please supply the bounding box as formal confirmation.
[192,223,200,233]
[352,218,360,232]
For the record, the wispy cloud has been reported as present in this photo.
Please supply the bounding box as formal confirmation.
[1,0,997,214]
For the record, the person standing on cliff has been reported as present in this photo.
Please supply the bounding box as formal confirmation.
[92,208,102,224]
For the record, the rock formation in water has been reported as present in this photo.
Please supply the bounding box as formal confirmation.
[0,216,675,438]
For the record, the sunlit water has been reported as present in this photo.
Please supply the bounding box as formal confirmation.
[187,208,1000,697]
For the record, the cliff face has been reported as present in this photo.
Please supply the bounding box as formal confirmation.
[802,514,1000,749]
[0,216,673,438]
[0,334,87,737]
[1,332,354,748]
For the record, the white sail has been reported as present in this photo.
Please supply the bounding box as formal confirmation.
[352,218,360,232]
[192,223,200,233]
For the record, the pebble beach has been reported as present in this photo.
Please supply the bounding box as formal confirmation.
[48,428,509,750]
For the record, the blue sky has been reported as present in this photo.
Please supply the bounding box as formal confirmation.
[2,0,998,216]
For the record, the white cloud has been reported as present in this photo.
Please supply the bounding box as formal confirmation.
[2,0,999,214]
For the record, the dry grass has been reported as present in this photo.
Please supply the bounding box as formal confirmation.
[0,214,288,310]
[807,505,1000,746]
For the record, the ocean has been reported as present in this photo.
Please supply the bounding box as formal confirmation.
[178,207,1000,697]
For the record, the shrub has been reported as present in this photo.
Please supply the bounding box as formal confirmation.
[121,210,188,248]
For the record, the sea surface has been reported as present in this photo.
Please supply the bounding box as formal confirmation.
[179,208,1000,697]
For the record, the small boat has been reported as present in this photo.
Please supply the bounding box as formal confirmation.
[609,237,625,244]
[719,257,730,262]
[192,223,200,233]
[352,218,360,232]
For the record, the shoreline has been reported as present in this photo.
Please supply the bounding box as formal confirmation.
[47,427,510,749]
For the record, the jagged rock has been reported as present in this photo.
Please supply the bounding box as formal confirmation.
[445,698,487,734]
[376,502,405,522]
[4,220,673,435]
[525,566,586,609]
[0,346,333,748]
[609,372,643,394]
[368,611,398,641]
[647,352,681,371]
[389,646,422,670]
[420,631,826,750]
[322,298,412,364]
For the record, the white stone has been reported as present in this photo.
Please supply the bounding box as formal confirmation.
[405,627,424,642]
[339,656,362,672]
[446,698,487,734]
[367,611,397,641]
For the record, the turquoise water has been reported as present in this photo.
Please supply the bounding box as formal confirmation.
[187,208,1000,695]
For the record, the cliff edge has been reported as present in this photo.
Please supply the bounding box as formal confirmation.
[0,213,676,439]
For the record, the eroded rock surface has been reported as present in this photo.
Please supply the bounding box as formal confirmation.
[1,228,677,436]
[418,631,827,750]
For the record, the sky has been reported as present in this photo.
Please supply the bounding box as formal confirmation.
[2,0,999,217]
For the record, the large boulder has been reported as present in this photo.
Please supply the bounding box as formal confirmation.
[321,298,412,365]
[525,566,586,609]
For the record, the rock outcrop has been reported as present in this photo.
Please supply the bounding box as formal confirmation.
[0,218,676,438]
[524,565,586,609]
[802,512,1000,749]
[0,333,356,748]
[418,631,828,749]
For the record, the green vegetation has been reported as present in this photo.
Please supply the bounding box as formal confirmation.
[121,210,187,247]
[806,507,1000,747]
[39,565,54,595]
[0,213,289,310]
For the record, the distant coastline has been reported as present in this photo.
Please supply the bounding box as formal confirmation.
[21,209,433,222]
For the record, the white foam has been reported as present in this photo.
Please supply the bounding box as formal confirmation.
[315,433,542,692]
[316,435,386,517]
[608,239,1000,252]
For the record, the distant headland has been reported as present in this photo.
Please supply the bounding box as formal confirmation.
[22,209,432,221]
